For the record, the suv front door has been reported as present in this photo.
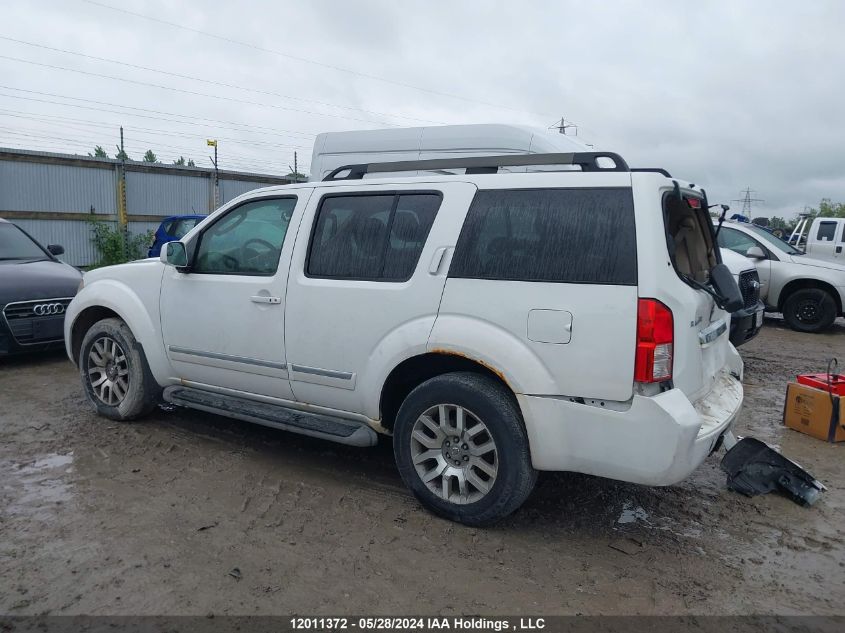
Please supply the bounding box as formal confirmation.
[159,192,310,399]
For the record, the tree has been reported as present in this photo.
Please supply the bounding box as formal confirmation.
[285,170,306,182]
[173,156,186,166]
[187,159,196,167]
[808,199,845,219]
[89,145,108,158]
[143,149,158,163]
[115,145,130,161]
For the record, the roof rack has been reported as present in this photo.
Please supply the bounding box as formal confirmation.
[322,151,631,181]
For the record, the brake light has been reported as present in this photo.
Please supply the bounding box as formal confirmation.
[634,299,674,383]
[684,196,702,209]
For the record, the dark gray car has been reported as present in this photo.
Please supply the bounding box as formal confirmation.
[0,218,82,355]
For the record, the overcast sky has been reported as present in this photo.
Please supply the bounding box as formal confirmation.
[1,0,842,219]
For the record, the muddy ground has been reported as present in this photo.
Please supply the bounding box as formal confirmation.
[1,318,844,616]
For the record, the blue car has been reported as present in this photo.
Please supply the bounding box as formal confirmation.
[148,215,206,258]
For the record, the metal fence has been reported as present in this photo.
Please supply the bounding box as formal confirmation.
[0,148,290,266]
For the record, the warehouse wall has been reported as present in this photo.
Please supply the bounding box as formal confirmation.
[0,149,288,267]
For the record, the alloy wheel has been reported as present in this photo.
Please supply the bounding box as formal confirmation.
[87,336,130,406]
[409,404,498,505]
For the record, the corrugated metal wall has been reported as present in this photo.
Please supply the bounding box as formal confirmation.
[127,171,209,216]
[221,178,277,204]
[12,219,159,267]
[0,160,117,214]
[1,149,288,267]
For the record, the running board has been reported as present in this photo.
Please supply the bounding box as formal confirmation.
[162,386,378,447]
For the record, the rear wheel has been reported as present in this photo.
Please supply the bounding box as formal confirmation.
[79,318,160,420]
[393,372,536,526]
[782,288,837,333]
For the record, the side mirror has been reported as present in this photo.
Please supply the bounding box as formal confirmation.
[745,246,766,260]
[47,244,64,256]
[161,241,188,268]
[710,263,744,313]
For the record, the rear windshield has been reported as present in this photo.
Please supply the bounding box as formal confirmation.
[449,188,637,285]
[663,193,717,282]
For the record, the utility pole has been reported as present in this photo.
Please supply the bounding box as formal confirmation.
[117,126,129,260]
[289,152,300,184]
[549,116,577,136]
[207,139,219,208]
[732,187,765,221]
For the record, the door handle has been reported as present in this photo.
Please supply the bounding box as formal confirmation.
[837,246,842,254]
[429,247,448,274]
[250,295,281,304]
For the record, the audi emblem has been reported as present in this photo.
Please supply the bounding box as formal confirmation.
[33,303,65,316]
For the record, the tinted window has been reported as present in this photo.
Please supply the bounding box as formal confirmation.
[817,221,836,241]
[449,188,636,284]
[193,197,296,275]
[717,227,760,257]
[307,193,440,280]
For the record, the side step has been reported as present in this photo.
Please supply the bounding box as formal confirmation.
[163,386,378,447]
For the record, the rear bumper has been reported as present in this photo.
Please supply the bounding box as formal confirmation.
[518,367,744,486]
[729,301,765,347]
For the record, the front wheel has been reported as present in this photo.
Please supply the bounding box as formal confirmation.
[782,288,837,333]
[393,372,537,526]
[79,318,160,420]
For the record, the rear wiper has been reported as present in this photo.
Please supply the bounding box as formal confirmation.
[679,272,732,310]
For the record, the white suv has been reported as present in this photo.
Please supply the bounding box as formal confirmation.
[65,152,745,525]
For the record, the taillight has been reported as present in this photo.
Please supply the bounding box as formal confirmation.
[634,298,674,383]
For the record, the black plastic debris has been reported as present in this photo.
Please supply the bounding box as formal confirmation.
[720,437,825,506]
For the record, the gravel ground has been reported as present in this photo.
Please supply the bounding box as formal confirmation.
[1,317,844,616]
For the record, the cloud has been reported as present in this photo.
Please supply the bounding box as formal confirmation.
[0,0,842,217]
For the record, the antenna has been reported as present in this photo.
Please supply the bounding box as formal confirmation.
[732,187,764,220]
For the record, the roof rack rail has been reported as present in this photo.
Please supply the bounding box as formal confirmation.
[322,151,630,181]
[631,167,672,177]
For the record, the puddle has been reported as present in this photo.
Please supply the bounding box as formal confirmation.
[617,501,649,525]
[2,452,75,519]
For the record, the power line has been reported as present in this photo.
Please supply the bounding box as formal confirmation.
[0,35,444,126]
[0,54,407,127]
[0,110,312,151]
[82,0,553,119]
[0,86,319,139]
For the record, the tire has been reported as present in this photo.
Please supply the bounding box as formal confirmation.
[782,288,837,333]
[393,372,537,526]
[79,318,160,420]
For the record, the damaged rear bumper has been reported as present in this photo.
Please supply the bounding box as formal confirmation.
[519,367,743,485]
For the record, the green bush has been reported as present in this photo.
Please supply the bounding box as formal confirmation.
[88,220,153,268]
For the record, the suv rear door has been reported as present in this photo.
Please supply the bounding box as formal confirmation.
[284,181,478,417]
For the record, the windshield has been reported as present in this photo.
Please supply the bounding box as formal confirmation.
[0,223,49,260]
[743,224,803,254]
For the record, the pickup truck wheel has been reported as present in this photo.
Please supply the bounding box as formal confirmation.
[79,318,160,421]
[393,372,536,526]
[782,288,837,333]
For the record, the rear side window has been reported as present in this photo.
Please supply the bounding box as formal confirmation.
[817,221,836,241]
[449,188,636,285]
[307,193,441,281]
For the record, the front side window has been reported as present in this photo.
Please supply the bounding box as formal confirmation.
[449,188,637,285]
[717,227,761,257]
[192,197,296,275]
[817,221,836,241]
[307,193,441,281]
